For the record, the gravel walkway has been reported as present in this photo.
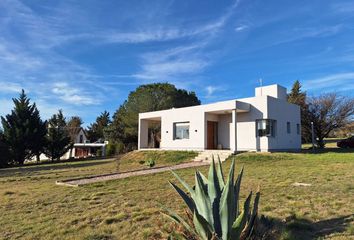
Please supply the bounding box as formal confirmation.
[56,161,209,187]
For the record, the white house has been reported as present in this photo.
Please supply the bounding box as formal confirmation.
[138,84,301,152]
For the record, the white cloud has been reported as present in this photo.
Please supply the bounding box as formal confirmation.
[206,86,217,96]
[0,99,13,117]
[303,72,354,91]
[0,82,23,93]
[52,82,99,106]
[234,24,249,32]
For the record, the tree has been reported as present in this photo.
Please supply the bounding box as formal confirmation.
[0,129,10,168]
[67,116,83,142]
[287,80,311,142]
[108,83,201,149]
[307,93,354,148]
[87,111,111,142]
[43,110,72,161]
[66,116,83,158]
[1,90,47,165]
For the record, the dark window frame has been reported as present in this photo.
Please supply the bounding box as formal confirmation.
[256,119,276,137]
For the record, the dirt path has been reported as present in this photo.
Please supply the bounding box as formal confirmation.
[56,161,209,187]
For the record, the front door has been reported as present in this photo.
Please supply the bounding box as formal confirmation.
[207,121,218,149]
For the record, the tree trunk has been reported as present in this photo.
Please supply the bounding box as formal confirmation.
[36,154,40,163]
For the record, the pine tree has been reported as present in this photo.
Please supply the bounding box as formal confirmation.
[87,111,111,142]
[43,110,72,161]
[288,80,306,105]
[1,90,47,165]
[0,129,10,168]
[287,80,311,142]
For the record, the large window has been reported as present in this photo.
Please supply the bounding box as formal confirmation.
[174,122,190,140]
[256,119,276,137]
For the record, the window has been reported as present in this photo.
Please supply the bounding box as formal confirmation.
[174,122,190,139]
[256,119,276,137]
[296,124,300,135]
[287,122,291,134]
[79,135,83,143]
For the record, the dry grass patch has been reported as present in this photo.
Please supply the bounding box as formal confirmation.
[0,150,353,239]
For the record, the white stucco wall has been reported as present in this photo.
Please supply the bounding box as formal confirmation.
[138,84,301,152]
[235,95,268,151]
[267,96,301,150]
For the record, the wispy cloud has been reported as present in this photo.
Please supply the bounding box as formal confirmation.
[234,24,249,32]
[303,72,354,91]
[131,1,241,84]
[52,82,99,106]
[0,82,23,93]
[331,2,354,13]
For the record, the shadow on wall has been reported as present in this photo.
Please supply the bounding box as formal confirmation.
[237,105,263,151]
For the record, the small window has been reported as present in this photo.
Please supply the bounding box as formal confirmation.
[79,135,83,143]
[174,122,190,140]
[296,124,300,135]
[256,119,276,137]
[287,122,291,134]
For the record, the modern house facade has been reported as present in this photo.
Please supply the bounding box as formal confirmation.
[138,84,301,152]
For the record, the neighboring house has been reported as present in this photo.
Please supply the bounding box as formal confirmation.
[66,127,107,158]
[138,84,301,152]
[30,127,107,162]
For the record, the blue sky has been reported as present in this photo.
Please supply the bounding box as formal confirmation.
[0,0,354,125]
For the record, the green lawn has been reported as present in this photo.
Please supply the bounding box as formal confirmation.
[0,150,353,239]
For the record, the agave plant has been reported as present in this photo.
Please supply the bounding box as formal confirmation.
[163,156,260,240]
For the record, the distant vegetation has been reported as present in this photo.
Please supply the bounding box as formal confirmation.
[287,80,354,148]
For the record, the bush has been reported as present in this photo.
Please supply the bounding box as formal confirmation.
[145,159,155,168]
[106,141,125,156]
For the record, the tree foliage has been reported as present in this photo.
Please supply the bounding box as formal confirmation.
[0,130,11,168]
[87,111,111,142]
[287,80,310,142]
[107,83,200,149]
[1,90,47,165]
[66,116,83,143]
[307,93,354,148]
[43,110,72,161]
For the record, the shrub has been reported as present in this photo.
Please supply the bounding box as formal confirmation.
[163,156,260,240]
[145,159,156,168]
[106,141,125,156]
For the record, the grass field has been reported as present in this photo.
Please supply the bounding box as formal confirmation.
[0,150,353,239]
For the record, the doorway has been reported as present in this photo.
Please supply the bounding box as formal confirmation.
[207,121,218,149]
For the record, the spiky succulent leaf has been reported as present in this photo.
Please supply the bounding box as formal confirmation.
[219,158,236,240]
[216,155,225,189]
[161,205,196,235]
[169,181,195,212]
[171,170,195,195]
[230,191,252,239]
[194,172,214,228]
[208,158,221,202]
[198,172,209,194]
[193,210,214,240]
[234,166,244,216]
[243,191,260,238]
[208,158,222,237]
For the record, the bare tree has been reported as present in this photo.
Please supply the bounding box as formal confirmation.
[307,93,354,148]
